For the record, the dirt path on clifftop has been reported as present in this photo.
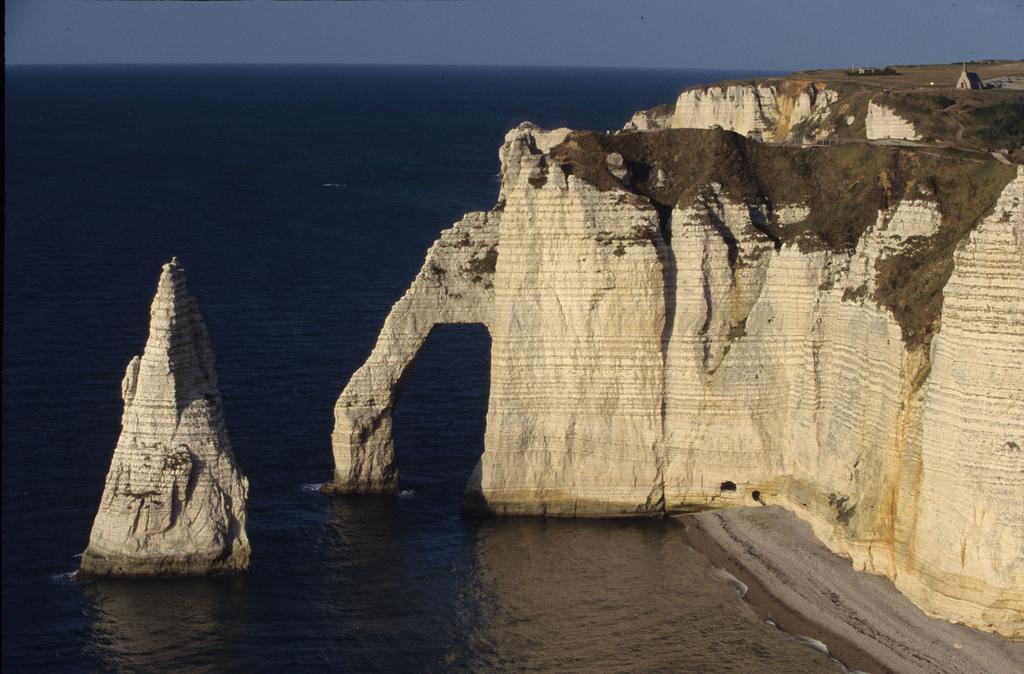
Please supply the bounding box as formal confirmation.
[680,507,1024,674]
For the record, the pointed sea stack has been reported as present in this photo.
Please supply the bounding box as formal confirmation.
[79,258,250,578]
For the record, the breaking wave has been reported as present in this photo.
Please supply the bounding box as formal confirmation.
[708,565,748,598]
[795,634,830,655]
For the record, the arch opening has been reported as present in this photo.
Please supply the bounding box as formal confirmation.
[391,323,491,511]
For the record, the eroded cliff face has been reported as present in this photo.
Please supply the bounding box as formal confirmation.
[627,81,838,142]
[330,123,1023,637]
[80,260,250,577]
[904,178,1024,633]
[327,210,499,494]
[865,100,921,140]
[629,66,1024,157]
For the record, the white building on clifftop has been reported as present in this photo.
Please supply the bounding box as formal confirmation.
[957,63,983,89]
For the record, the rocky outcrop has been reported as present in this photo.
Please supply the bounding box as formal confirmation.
[327,210,499,493]
[80,259,250,577]
[330,122,1023,637]
[624,106,673,131]
[661,81,838,142]
[473,126,668,514]
[865,100,921,140]
[633,66,1024,152]
[903,175,1024,633]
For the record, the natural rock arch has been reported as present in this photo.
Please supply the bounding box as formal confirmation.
[391,322,492,502]
[327,122,1024,636]
[327,211,498,495]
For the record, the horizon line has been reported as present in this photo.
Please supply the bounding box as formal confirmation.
[8,57,1020,71]
[3,60,797,72]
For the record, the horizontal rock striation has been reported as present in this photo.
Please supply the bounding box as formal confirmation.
[627,81,839,142]
[330,122,1023,637]
[474,126,668,515]
[865,99,921,140]
[80,259,250,577]
[327,210,499,493]
[629,66,1024,154]
[905,175,1024,633]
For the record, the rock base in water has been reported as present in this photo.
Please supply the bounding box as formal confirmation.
[80,259,250,579]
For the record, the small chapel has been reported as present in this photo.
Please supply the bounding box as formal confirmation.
[956,63,983,89]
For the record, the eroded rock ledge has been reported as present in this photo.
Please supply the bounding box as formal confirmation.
[330,123,1023,638]
[80,259,250,578]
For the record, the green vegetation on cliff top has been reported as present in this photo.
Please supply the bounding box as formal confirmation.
[642,61,1024,157]
[550,128,1016,350]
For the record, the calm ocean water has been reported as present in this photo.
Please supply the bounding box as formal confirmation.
[4,65,838,672]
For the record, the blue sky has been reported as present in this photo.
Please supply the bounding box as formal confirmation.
[6,0,1023,70]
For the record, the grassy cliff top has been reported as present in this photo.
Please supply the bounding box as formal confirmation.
[657,60,1024,158]
[791,60,1024,90]
[550,128,1017,349]
[686,60,1024,93]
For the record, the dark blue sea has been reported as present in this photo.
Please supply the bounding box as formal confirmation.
[4,65,839,672]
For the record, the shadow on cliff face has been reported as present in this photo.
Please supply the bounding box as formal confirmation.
[391,323,491,511]
[552,127,1018,353]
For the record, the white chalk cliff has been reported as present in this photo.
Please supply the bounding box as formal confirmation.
[80,259,250,577]
[865,99,921,140]
[330,120,1023,639]
[627,81,838,142]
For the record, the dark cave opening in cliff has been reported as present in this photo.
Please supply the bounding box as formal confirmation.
[391,323,491,511]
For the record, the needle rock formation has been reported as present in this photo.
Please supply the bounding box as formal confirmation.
[80,259,250,578]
